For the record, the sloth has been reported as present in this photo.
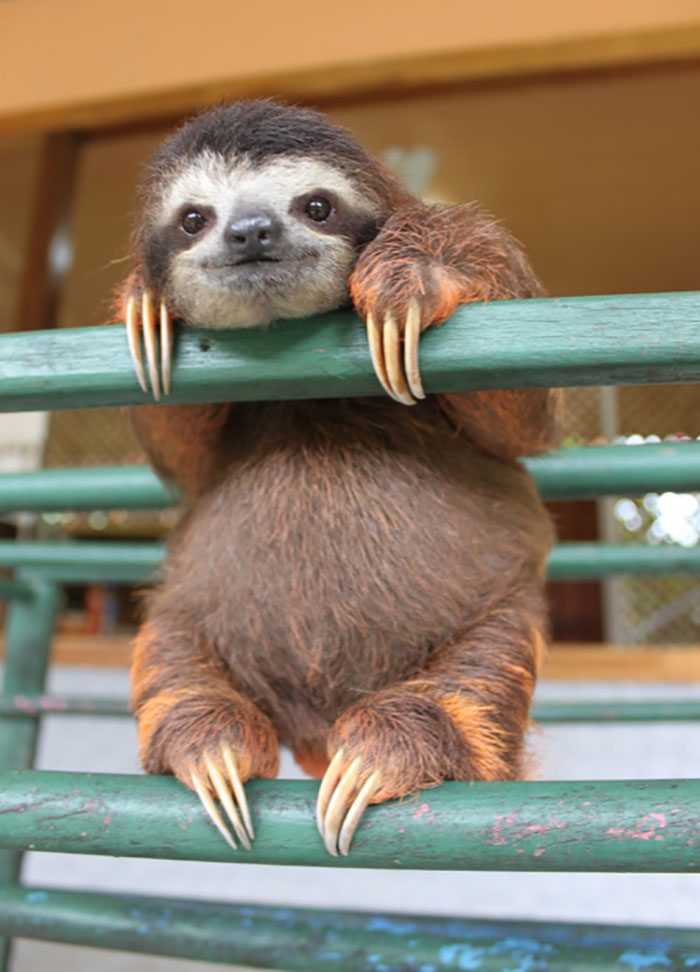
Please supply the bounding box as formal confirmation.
[120,99,562,856]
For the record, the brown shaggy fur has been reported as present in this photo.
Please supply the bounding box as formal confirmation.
[124,100,562,804]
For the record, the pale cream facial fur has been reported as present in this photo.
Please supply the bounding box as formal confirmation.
[155,154,379,328]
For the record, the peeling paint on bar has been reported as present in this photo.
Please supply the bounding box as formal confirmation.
[0,885,698,970]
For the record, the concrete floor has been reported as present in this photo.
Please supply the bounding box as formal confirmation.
[6,666,700,970]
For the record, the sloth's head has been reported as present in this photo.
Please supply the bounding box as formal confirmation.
[135,100,412,328]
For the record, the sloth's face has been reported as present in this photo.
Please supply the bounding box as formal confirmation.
[145,154,381,328]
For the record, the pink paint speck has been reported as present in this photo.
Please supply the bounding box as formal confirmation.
[80,832,87,837]
[397,828,405,834]
[534,849,546,857]
[179,824,187,830]
[582,801,590,806]
[104,816,111,825]
[413,803,431,820]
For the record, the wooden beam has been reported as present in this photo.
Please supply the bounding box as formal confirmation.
[1,0,700,135]
[13,132,82,331]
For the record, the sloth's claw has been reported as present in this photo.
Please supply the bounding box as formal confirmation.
[189,746,253,851]
[125,294,148,395]
[384,314,415,406]
[317,748,381,856]
[160,299,173,396]
[141,291,160,400]
[365,301,425,406]
[403,300,425,401]
[124,290,173,400]
[366,312,393,401]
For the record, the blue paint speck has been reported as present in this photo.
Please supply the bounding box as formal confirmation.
[618,951,672,970]
[438,943,484,969]
[367,916,415,936]
[25,891,48,903]
[684,957,700,968]
[487,937,554,972]
[137,924,149,936]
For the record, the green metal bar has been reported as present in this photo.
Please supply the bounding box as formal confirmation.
[0,886,698,971]
[0,465,176,513]
[0,540,698,584]
[0,540,163,583]
[533,700,700,723]
[0,772,697,871]
[548,542,700,578]
[1,695,698,723]
[0,581,33,603]
[0,442,699,514]
[0,580,59,969]
[1,292,699,412]
[0,695,130,718]
[524,441,700,499]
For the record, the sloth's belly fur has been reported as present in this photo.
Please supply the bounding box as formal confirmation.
[153,402,552,742]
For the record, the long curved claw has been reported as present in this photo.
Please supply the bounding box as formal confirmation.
[338,770,381,857]
[366,312,394,400]
[317,752,382,857]
[222,744,254,842]
[160,299,173,396]
[142,291,160,401]
[403,300,426,401]
[125,294,148,394]
[316,747,345,833]
[124,290,173,400]
[383,315,416,406]
[190,747,253,851]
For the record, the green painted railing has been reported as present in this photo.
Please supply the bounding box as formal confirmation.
[0,442,698,514]
[0,772,697,872]
[0,540,698,587]
[0,292,699,412]
[1,694,698,723]
[0,886,698,971]
[0,295,698,970]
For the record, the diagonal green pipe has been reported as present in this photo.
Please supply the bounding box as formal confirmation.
[0,884,698,970]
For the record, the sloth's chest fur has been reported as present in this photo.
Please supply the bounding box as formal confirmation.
[155,400,551,737]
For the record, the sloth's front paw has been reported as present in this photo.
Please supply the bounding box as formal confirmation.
[350,257,466,406]
[121,273,173,401]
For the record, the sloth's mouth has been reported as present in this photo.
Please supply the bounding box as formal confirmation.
[203,256,281,268]
[202,254,315,270]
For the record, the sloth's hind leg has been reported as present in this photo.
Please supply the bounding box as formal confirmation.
[317,587,547,856]
[131,614,279,850]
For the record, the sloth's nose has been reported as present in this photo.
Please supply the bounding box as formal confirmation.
[225,212,281,259]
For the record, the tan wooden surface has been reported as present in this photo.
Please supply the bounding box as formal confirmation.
[1,1,700,133]
[1,634,699,681]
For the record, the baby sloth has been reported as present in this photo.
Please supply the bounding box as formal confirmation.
[121,99,562,856]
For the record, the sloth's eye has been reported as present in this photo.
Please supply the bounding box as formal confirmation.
[305,197,333,222]
[180,210,208,235]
